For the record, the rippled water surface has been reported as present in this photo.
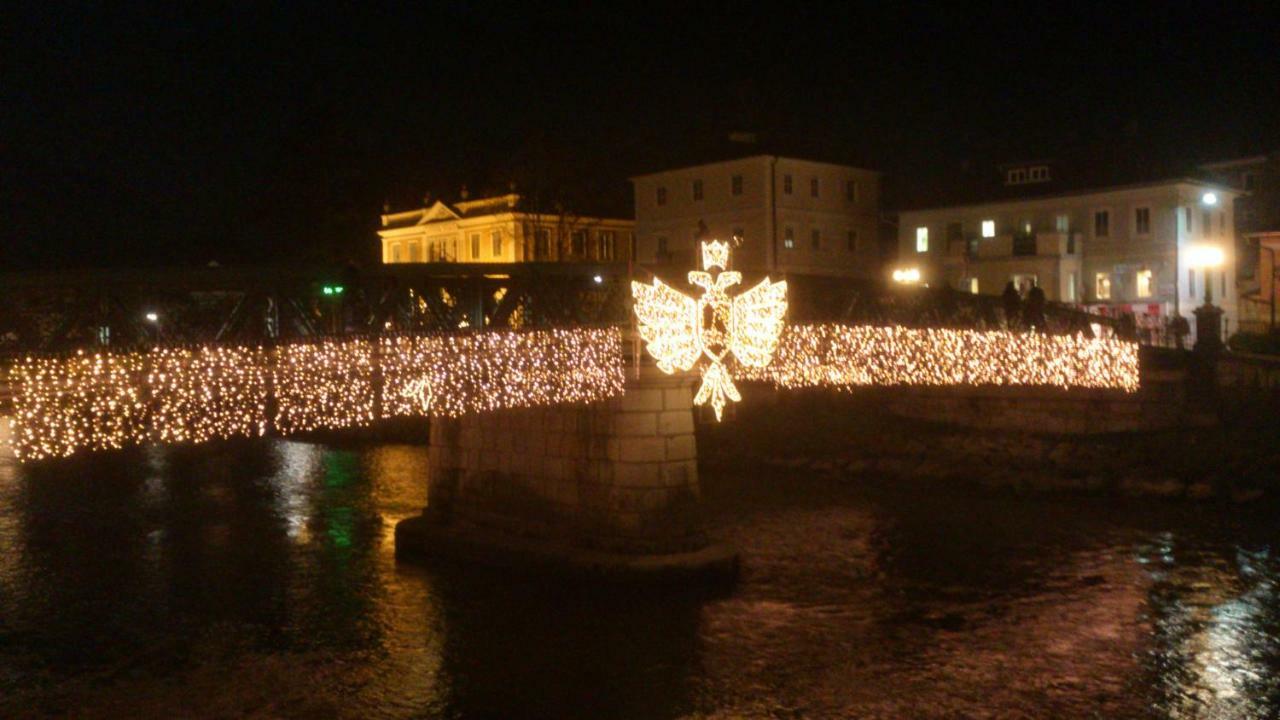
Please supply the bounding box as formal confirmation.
[2,438,1280,718]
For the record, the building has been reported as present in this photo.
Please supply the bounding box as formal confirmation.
[1199,154,1280,333]
[630,155,882,277]
[897,168,1242,338]
[378,193,634,265]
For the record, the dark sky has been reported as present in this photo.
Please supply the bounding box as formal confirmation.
[4,1,1278,270]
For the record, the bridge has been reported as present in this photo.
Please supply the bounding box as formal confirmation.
[1,261,1153,581]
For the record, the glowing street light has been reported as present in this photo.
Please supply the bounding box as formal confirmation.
[892,267,921,284]
[1201,192,1218,206]
[592,274,604,284]
[144,311,159,323]
[1187,244,1225,305]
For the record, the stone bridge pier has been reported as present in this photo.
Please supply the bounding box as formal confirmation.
[395,366,737,582]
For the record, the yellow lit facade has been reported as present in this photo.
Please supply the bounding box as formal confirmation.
[378,193,635,265]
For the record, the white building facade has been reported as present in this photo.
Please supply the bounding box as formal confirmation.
[379,193,634,265]
[631,156,882,277]
[897,179,1242,337]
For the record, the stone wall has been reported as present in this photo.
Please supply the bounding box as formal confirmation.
[426,368,704,554]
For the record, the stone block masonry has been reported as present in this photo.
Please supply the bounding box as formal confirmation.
[421,367,710,556]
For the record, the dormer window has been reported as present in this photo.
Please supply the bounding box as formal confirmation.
[1005,165,1051,186]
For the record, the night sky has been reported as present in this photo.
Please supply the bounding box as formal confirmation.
[5,2,1278,270]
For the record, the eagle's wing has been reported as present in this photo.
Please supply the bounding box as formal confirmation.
[631,278,700,373]
[729,278,788,368]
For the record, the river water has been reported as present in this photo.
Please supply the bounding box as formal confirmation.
[2,437,1280,718]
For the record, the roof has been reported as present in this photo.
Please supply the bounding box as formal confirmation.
[897,177,1241,215]
[889,149,1247,212]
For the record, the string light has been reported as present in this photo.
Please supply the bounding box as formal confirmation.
[632,239,787,420]
[148,345,270,444]
[7,327,626,462]
[741,324,1140,392]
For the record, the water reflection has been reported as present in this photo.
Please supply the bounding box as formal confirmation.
[2,443,1280,717]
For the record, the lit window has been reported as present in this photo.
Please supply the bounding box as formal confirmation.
[692,179,703,201]
[571,230,587,256]
[1095,273,1112,300]
[598,230,615,260]
[961,277,978,294]
[846,180,858,202]
[810,177,819,197]
[916,226,929,253]
[811,228,821,250]
[783,174,792,194]
[1006,168,1028,185]
[1055,214,1069,232]
[491,230,502,256]
[1094,210,1109,237]
[784,226,795,249]
[1135,207,1150,235]
[731,175,743,196]
[732,227,744,242]
[847,229,858,252]
[1136,270,1153,297]
[1067,271,1078,301]
[981,220,995,238]
[1027,166,1050,182]
[656,186,667,206]
[1022,221,1032,234]
[470,233,480,259]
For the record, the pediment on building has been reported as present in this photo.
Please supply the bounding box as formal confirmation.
[419,200,461,224]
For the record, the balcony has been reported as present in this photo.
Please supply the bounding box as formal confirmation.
[957,231,1082,260]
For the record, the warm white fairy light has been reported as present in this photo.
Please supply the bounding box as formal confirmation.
[7,327,626,461]
[148,345,270,444]
[381,327,625,418]
[9,350,148,461]
[740,324,1140,392]
[272,338,378,434]
[632,239,787,420]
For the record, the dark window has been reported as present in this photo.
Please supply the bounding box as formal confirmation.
[598,231,615,260]
[783,174,792,194]
[470,233,480,258]
[811,229,821,250]
[946,222,963,250]
[491,231,502,255]
[571,230,587,256]
[810,177,819,197]
[1094,211,1110,237]
[1203,210,1213,235]
[1188,268,1196,296]
[629,233,637,262]
[731,175,743,195]
[1221,270,1227,298]
[534,229,551,259]
[783,226,795,249]
[656,236,668,258]
[1135,207,1150,235]
[846,180,858,202]
[692,179,703,201]
[656,186,667,206]
[847,230,858,252]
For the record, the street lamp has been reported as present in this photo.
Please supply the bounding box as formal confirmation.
[892,267,921,285]
[1187,243,1225,351]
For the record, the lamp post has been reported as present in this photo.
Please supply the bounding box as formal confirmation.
[1187,244,1225,352]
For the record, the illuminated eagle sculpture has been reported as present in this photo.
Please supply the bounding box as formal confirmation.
[631,240,788,420]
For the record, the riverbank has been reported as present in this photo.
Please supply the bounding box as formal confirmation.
[699,387,1280,502]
